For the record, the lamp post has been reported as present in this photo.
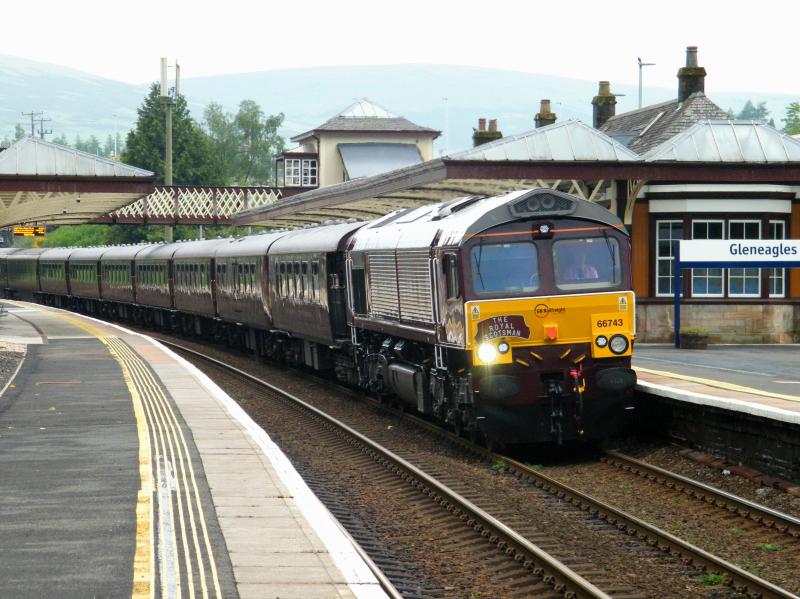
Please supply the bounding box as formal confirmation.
[160,58,175,242]
[638,57,655,108]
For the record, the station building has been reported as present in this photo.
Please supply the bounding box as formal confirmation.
[596,47,800,343]
[275,99,439,191]
[238,48,800,344]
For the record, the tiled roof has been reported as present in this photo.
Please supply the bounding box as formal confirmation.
[601,92,729,154]
[291,98,439,142]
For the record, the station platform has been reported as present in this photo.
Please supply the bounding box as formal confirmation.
[0,301,388,599]
[633,344,800,425]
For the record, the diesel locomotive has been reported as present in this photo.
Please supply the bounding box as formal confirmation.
[1,188,637,445]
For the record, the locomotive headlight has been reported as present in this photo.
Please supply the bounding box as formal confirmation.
[609,334,629,355]
[595,335,608,348]
[497,341,510,354]
[477,343,498,363]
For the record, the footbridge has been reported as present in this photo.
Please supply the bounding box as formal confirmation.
[91,185,285,225]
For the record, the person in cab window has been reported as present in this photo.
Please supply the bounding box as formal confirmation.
[563,245,598,281]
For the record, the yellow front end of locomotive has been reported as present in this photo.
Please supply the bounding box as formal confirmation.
[466,291,635,366]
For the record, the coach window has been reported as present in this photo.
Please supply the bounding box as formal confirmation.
[301,262,308,300]
[444,254,460,299]
[311,261,319,301]
[292,261,300,297]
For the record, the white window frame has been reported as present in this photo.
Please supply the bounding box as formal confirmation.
[691,219,725,298]
[655,219,683,297]
[301,159,318,186]
[727,219,761,298]
[284,159,302,186]
[768,220,786,298]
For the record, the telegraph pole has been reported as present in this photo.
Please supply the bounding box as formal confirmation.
[21,111,42,137]
[35,116,52,140]
[160,58,175,242]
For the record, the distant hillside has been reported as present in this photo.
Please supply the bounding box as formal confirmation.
[1,55,797,154]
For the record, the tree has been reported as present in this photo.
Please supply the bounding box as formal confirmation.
[783,102,800,136]
[233,100,285,184]
[123,83,223,186]
[203,102,240,184]
[736,100,770,123]
[14,124,25,141]
[203,100,285,185]
[51,134,69,146]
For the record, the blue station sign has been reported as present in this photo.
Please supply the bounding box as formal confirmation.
[672,240,800,347]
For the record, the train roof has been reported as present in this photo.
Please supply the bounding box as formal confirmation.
[214,231,289,258]
[268,222,365,255]
[69,247,107,261]
[101,244,158,261]
[136,243,181,261]
[7,248,47,259]
[172,238,234,259]
[0,248,21,256]
[350,188,626,251]
[40,248,76,261]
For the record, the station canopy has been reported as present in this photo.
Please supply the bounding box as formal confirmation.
[234,119,639,228]
[642,120,800,162]
[0,137,154,227]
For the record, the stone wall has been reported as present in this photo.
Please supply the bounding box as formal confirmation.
[636,302,800,343]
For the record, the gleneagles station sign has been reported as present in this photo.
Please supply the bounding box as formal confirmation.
[672,240,800,347]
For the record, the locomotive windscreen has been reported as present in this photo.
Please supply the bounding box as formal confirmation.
[470,242,540,295]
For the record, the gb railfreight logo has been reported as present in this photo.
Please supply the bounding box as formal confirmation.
[534,304,566,319]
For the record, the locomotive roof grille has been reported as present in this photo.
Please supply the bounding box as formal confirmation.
[509,191,575,217]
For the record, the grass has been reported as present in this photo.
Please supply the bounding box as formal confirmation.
[701,573,727,586]
[490,459,508,472]
[526,463,544,472]
[756,543,783,552]
[730,527,745,536]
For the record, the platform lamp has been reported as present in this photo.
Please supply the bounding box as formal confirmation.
[638,57,655,109]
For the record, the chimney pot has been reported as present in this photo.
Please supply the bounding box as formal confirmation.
[685,45,698,67]
[592,81,616,129]
[472,118,502,146]
[534,99,557,128]
[677,45,706,101]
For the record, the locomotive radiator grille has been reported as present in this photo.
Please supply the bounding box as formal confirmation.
[367,251,400,318]
[396,250,434,323]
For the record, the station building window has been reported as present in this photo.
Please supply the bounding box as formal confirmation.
[768,221,786,298]
[654,216,789,299]
[728,220,761,298]
[655,220,683,297]
[284,159,318,187]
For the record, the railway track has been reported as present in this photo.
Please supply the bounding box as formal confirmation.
[158,336,800,598]
[163,340,615,599]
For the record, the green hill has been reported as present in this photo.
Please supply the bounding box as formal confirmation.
[1,55,796,154]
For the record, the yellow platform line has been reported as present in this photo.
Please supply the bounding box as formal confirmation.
[634,366,800,404]
[111,337,222,599]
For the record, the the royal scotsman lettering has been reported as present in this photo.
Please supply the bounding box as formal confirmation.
[475,315,531,341]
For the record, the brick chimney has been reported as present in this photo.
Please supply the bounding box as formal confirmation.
[534,99,557,128]
[472,118,502,146]
[592,81,616,129]
[677,46,706,102]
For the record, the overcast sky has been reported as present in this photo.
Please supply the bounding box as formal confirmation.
[3,0,798,94]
